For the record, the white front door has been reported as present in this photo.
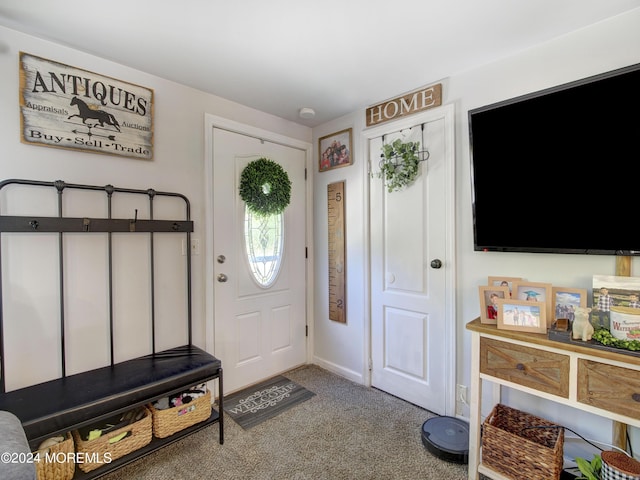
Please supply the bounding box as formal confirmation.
[367,104,455,415]
[210,124,309,394]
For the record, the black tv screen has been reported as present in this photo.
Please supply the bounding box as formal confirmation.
[469,63,640,255]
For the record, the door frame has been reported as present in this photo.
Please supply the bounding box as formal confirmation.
[203,114,314,363]
[363,103,457,415]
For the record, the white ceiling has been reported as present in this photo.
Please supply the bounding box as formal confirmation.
[1,1,639,127]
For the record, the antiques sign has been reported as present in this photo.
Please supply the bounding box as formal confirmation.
[366,83,442,127]
[19,52,154,160]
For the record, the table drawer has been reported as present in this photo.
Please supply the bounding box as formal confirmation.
[577,359,640,420]
[480,337,570,398]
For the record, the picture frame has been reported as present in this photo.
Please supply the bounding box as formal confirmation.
[592,274,640,329]
[319,128,352,172]
[511,281,553,326]
[487,276,522,298]
[479,285,510,324]
[551,287,587,321]
[496,299,547,334]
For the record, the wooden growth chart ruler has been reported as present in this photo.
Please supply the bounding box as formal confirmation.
[327,181,346,323]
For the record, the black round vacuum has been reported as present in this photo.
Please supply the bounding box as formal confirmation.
[421,416,469,464]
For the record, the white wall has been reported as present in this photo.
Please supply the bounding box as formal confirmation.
[312,114,368,383]
[0,26,311,388]
[312,7,640,449]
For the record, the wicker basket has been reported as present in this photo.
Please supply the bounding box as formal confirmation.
[72,406,152,473]
[150,390,211,438]
[482,404,564,480]
[33,432,75,480]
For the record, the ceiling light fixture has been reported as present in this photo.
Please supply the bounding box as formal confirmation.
[299,107,315,119]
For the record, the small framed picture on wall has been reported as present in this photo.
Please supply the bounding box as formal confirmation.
[319,128,352,172]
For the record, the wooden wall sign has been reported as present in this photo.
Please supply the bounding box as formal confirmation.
[327,181,346,323]
[19,52,154,160]
[366,83,442,127]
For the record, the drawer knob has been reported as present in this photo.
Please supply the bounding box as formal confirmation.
[516,363,525,371]
[633,393,640,403]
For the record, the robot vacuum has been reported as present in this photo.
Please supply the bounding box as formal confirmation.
[421,416,469,464]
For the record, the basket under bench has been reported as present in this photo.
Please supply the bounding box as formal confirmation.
[0,345,223,477]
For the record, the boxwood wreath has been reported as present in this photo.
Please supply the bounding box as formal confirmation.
[374,138,423,193]
[239,157,291,216]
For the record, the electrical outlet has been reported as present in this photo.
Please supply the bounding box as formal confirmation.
[191,239,200,255]
[182,239,200,256]
[455,384,468,416]
[456,384,468,404]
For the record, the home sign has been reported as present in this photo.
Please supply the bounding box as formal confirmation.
[366,83,442,127]
[19,52,154,160]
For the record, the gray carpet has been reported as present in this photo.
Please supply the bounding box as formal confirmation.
[102,365,469,480]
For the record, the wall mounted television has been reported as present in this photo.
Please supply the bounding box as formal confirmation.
[469,62,640,255]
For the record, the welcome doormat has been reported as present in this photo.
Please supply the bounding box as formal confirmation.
[223,375,315,429]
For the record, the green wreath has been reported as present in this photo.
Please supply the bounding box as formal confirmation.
[239,158,291,216]
[374,139,422,193]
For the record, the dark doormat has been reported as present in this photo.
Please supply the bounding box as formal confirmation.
[223,375,315,430]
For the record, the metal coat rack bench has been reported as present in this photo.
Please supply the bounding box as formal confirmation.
[0,178,223,479]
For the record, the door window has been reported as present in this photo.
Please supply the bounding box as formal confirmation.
[244,207,283,287]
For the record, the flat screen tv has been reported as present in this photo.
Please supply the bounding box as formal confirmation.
[469,62,640,255]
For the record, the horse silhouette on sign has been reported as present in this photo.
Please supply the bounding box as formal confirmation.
[68,96,121,132]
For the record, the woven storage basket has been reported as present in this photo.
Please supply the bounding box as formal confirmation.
[33,432,75,480]
[72,406,152,473]
[482,404,564,480]
[150,390,211,438]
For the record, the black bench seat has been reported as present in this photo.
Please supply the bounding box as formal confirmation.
[0,345,221,445]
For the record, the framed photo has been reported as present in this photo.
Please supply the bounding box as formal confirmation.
[479,285,510,324]
[592,274,640,328]
[511,281,553,326]
[319,128,352,172]
[487,276,522,298]
[496,299,547,334]
[551,287,587,321]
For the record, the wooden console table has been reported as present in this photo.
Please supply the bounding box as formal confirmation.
[466,318,640,480]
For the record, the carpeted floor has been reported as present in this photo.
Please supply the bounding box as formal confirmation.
[102,365,469,480]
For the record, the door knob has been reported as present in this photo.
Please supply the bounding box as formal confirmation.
[217,273,228,282]
[217,255,226,264]
[430,259,443,269]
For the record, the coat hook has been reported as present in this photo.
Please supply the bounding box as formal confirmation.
[129,209,138,232]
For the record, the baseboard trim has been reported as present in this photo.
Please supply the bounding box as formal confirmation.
[312,357,364,385]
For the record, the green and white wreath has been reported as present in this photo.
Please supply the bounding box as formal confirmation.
[239,157,292,216]
[374,139,423,193]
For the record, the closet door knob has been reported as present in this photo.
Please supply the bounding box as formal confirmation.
[217,273,228,283]
[430,259,442,269]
